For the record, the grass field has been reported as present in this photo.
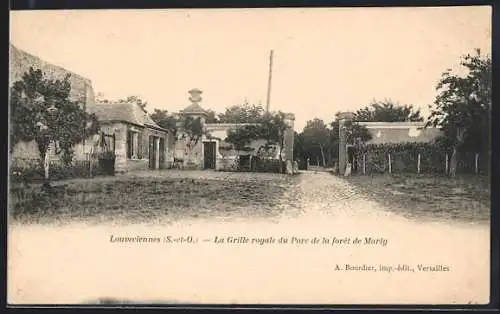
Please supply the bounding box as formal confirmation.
[343,173,490,224]
[9,169,491,226]
[9,171,299,225]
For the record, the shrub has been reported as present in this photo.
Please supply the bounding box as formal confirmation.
[10,158,94,183]
[250,157,285,173]
[354,142,486,175]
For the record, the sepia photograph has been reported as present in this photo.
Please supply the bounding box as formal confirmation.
[8,6,492,306]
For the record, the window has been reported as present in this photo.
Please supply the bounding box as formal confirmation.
[127,129,143,159]
[137,132,143,159]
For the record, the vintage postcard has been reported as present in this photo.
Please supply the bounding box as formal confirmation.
[8,6,492,306]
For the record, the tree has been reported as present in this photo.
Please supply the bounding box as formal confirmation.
[354,99,423,122]
[328,113,372,169]
[177,116,206,166]
[342,120,373,146]
[293,132,308,166]
[150,109,179,138]
[119,96,148,110]
[205,109,219,124]
[181,116,204,145]
[225,125,260,158]
[218,103,266,123]
[222,110,289,172]
[258,111,289,170]
[426,49,491,177]
[96,95,148,110]
[330,112,372,144]
[10,67,100,182]
[302,118,332,167]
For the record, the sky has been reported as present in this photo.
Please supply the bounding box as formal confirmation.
[10,7,491,131]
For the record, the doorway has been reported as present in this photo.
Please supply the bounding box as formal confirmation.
[203,141,216,170]
[347,146,358,172]
[149,135,157,169]
[159,138,165,169]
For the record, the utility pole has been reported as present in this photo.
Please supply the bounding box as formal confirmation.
[266,50,274,113]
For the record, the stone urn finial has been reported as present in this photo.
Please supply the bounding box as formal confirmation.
[188,88,203,104]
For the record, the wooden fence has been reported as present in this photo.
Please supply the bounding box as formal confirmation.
[10,156,112,183]
[353,151,488,175]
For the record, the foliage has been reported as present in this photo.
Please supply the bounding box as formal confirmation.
[295,99,421,167]
[302,118,333,166]
[341,120,373,145]
[119,96,148,110]
[250,157,285,173]
[150,109,179,138]
[294,114,372,167]
[426,49,491,154]
[150,109,208,147]
[354,99,424,122]
[357,143,447,174]
[223,110,289,160]
[180,116,204,146]
[259,112,287,143]
[353,142,486,175]
[225,125,260,154]
[302,119,331,148]
[293,132,307,161]
[218,103,266,124]
[10,67,100,166]
[9,157,120,192]
[205,109,219,123]
[96,95,148,110]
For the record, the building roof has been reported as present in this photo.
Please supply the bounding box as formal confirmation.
[88,102,166,131]
[181,103,207,115]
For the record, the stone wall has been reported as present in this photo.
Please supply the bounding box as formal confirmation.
[174,138,204,169]
[9,44,95,107]
[9,44,176,174]
[10,43,98,167]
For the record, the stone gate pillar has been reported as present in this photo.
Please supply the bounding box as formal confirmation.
[283,113,295,174]
[181,88,208,170]
[337,112,355,175]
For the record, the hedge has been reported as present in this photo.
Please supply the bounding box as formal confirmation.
[248,157,285,173]
[354,143,489,175]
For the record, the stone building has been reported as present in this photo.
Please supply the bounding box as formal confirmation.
[85,102,170,172]
[9,43,171,173]
[173,89,295,172]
